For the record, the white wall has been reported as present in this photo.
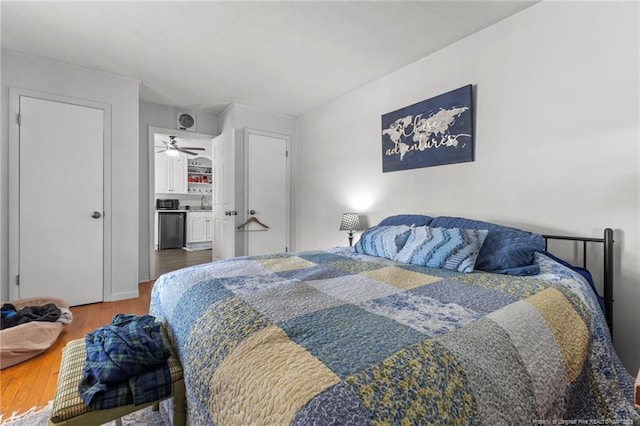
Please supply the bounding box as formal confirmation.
[138,100,219,281]
[296,2,640,373]
[1,50,140,301]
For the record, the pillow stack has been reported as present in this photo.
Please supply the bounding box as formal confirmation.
[355,225,488,273]
[354,214,545,275]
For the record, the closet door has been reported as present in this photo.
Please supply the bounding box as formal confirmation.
[19,95,104,305]
[243,129,290,256]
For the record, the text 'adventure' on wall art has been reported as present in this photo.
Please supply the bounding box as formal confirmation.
[381,84,474,173]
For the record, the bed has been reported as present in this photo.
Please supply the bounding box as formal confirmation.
[149,215,639,425]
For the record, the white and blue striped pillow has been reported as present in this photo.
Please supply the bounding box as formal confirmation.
[394,226,489,273]
[354,225,412,260]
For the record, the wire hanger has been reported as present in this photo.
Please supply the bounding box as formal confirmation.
[237,216,269,230]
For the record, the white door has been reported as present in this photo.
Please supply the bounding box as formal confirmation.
[19,96,104,306]
[212,132,236,260]
[244,130,289,256]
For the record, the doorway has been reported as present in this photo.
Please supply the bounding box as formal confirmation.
[9,89,111,305]
[148,126,214,280]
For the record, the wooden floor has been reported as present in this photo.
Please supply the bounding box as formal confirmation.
[155,248,213,277]
[0,249,212,418]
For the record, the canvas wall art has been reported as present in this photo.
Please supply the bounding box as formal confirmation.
[381,84,474,172]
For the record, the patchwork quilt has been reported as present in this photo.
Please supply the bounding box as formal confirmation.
[150,248,639,425]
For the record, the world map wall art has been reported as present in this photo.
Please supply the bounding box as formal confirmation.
[381,84,474,172]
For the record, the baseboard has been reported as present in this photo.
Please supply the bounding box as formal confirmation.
[106,290,140,302]
[183,243,212,252]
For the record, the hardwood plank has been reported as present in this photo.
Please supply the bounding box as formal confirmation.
[0,249,209,418]
[0,282,154,418]
[40,356,61,410]
[34,333,65,409]
[155,248,212,276]
[0,369,22,414]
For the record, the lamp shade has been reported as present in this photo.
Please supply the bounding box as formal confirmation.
[339,213,361,231]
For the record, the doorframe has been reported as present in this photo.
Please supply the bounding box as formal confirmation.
[147,126,214,280]
[8,87,112,302]
[242,128,292,256]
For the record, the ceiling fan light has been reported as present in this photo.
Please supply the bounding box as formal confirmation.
[166,148,179,157]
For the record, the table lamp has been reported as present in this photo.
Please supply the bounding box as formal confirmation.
[339,213,362,247]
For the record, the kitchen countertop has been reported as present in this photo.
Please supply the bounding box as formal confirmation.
[156,209,212,213]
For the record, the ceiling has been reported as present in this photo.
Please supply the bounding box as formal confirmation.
[1,1,537,117]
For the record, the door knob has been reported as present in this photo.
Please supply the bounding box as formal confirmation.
[91,211,102,219]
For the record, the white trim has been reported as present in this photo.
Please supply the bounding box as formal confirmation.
[8,87,112,302]
[109,290,140,302]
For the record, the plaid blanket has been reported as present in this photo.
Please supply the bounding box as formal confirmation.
[150,248,639,425]
[79,314,171,409]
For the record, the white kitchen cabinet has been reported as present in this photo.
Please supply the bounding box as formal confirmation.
[155,151,188,194]
[186,211,212,243]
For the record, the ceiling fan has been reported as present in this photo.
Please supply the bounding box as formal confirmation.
[156,136,205,156]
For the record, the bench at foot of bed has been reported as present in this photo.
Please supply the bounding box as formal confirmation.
[48,330,185,426]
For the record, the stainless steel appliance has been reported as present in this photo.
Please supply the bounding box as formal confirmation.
[158,212,186,249]
[157,199,180,210]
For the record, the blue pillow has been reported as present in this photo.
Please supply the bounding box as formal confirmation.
[395,226,489,273]
[354,225,412,260]
[429,216,545,276]
[378,214,433,227]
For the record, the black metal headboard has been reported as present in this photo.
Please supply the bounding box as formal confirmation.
[541,228,614,334]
